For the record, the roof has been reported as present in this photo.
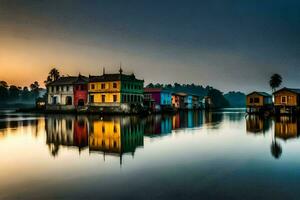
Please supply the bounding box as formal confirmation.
[273,87,300,95]
[144,88,171,93]
[47,75,88,86]
[47,76,78,86]
[247,91,272,97]
[73,75,89,85]
[89,73,143,83]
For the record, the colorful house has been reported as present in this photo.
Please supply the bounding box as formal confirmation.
[273,88,300,114]
[172,93,186,109]
[88,69,144,112]
[246,91,272,113]
[73,75,89,107]
[144,88,172,112]
[184,95,193,109]
[47,76,77,110]
[46,75,88,110]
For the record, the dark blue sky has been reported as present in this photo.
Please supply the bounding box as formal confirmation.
[1,0,300,92]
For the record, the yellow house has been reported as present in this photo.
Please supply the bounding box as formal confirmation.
[246,91,272,113]
[88,69,144,109]
[273,88,300,114]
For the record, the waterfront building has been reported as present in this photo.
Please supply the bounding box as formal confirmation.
[73,75,89,107]
[144,88,172,111]
[47,76,78,110]
[46,75,88,110]
[246,92,272,113]
[273,88,300,114]
[172,93,186,109]
[88,69,144,112]
[184,95,193,109]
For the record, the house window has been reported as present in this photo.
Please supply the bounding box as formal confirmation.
[113,82,117,88]
[101,83,105,89]
[91,84,95,90]
[254,98,259,103]
[113,95,117,102]
[102,126,105,133]
[114,125,117,133]
[66,96,72,105]
[90,95,94,103]
[250,98,253,103]
[67,86,70,91]
[282,96,287,103]
[102,95,106,102]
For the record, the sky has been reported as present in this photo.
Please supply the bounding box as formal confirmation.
[0,0,300,92]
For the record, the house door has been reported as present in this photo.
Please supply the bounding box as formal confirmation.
[78,99,84,106]
[52,96,57,105]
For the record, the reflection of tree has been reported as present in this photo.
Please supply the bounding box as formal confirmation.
[271,141,282,159]
[48,144,60,157]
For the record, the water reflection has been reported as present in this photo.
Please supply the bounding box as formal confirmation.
[7,111,300,162]
[3,111,300,199]
[246,115,271,134]
[88,116,144,164]
[246,115,300,159]
[46,116,89,156]
[275,116,300,140]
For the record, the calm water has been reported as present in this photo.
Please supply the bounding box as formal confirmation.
[1,109,300,199]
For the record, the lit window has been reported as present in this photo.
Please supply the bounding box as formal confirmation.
[282,96,287,103]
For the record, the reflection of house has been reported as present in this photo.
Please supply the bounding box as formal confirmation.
[144,115,172,136]
[144,88,172,111]
[246,115,270,134]
[88,117,144,163]
[88,69,144,112]
[275,116,300,140]
[46,75,88,110]
[246,92,272,113]
[274,88,300,114]
[45,116,89,156]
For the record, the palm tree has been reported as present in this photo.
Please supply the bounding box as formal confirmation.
[269,73,282,93]
[45,68,60,85]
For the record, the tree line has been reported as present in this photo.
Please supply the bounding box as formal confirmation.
[0,81,41,103]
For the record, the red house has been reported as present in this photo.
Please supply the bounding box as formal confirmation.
[73,75,89,107]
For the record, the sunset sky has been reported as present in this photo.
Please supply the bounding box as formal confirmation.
[1,0,300,92]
